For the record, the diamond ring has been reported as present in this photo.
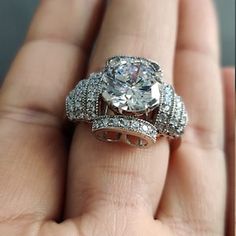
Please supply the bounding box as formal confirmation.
[66,56,188,148]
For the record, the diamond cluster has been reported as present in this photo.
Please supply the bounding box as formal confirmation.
[101,56,163,114]
[154,84,188,138]
[155,84,175,134]
[65,73,103,122]
[168,96,183,136]
[85,73,103,121]
[65,79,87,121]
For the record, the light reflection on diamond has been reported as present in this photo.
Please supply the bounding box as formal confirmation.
[102,58,161,113]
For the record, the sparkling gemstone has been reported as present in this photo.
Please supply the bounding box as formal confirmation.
[159,113,168,122]
[119,119,130,127]
[176,102,182,109]
[131,121,140,129]
[102,58,161,113]
[164,106,170,112]
[113,117,121,126]
[102,119,109,126]
[91,113,96,119]
[142,125,149,132]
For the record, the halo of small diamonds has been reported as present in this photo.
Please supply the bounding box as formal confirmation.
[65,79,88,121]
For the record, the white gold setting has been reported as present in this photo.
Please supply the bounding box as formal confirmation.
[65,56,188,148]
[92,115,157,147]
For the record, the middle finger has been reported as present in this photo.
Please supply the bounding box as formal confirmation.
[66,0,179,219]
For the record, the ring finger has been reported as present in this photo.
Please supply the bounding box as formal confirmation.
[66,0,179,220]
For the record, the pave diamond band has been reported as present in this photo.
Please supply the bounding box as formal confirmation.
[92,115,158,147]
[66,56,188,148]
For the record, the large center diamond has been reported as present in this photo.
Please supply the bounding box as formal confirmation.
[102,58,161,113]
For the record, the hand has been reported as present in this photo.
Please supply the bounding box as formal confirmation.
[0,0,234,235]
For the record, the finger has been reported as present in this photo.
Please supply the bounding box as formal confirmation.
[1,0,104,118]
[222,68,235,236]
[0,0,104,223]
[157,0,226,234]
[66,0,179,218]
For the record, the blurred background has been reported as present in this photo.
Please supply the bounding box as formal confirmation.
[0,0,235,83]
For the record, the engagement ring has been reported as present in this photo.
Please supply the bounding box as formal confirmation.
[66,56,188,148]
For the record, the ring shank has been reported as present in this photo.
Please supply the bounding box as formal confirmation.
[93,128,154,148]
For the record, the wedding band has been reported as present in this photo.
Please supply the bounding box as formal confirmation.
[66,56,188,148]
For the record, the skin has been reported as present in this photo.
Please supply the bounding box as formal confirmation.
[0,0,234,235]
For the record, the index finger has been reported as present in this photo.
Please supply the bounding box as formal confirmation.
[0,0,104,224]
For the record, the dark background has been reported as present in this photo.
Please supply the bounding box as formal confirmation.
[0,0,235,83]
